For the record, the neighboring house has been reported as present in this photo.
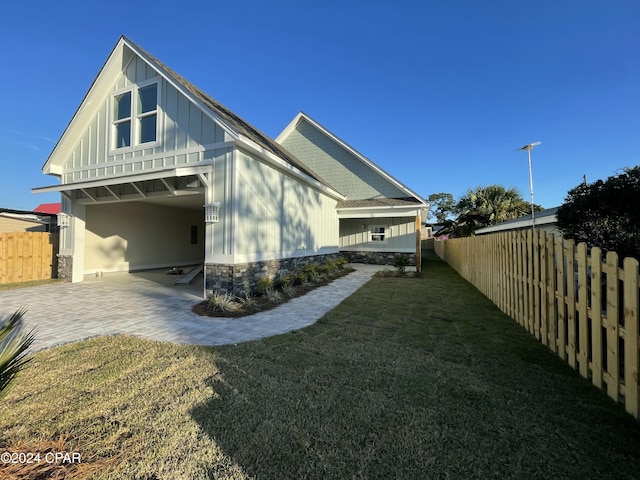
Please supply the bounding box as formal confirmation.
[474,207,560,236]
[34,203,62,215]
[32,36,427,296]
[0,208,56,233]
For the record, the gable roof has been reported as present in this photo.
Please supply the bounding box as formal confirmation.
[276,112,427,206]
[42,36,334,196]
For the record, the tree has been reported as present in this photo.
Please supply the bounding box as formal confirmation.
[0,308,36,398]
[443,185,538,237]
[556,166,640,260]
[427,192,456,223]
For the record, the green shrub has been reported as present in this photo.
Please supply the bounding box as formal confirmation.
[257,277,274,294]
[393,254,410,274]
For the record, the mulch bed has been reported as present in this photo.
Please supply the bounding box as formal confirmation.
[192,268,355,318]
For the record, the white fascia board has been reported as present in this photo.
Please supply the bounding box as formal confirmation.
[337,206,421,219]
[234,134,345,201]
[32,164,213,194]
[277,112,428,206]
[122,37,239,141]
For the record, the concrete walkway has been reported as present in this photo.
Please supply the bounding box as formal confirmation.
[0,265,387,351]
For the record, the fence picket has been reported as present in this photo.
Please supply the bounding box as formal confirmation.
[566,240,577,369]
[556,237,566,362]
[605,251,619,401]
[623,258,639,418]
[590,247,603,389]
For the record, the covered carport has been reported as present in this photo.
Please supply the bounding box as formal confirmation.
[33,165,211,291]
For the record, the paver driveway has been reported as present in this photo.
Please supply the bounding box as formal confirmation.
[0,265,384,351]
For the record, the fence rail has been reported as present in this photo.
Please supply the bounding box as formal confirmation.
[0,232,58,284]
[435,230,640,420]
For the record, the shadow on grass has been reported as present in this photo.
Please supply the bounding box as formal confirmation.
[189,252,640,479]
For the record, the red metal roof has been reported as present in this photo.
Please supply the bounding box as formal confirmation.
[33,203,61,214]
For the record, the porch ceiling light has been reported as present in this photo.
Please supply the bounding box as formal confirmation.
[204,203,220,223]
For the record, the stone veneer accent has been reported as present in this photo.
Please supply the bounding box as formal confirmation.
[57,255,73,281]
[340,251,417,267]
[205,253,343,296]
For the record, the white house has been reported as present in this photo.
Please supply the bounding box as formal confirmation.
[33,36,428,296]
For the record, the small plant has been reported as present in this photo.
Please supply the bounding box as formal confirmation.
[293,268,308,285]
[265,288,284,304]
[257,277,274,294]
[239,294,259,312]
[280,274,294,288]
[304,263,320,277]
[377,268,396,277]
[393,254,410,274]
[282,284,297,298]
[1,308,36,398]
[310,273,325,285]
[207,293,239,312]
[335,257,348,269]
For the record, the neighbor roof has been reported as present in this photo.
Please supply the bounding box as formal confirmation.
[475,206,560,234]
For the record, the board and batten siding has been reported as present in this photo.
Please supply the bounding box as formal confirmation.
[279,119,407,200]
[62,55,228,183]
[227,151,339,263]
[340,217,415,252]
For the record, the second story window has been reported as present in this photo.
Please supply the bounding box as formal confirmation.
[112,80,158,150]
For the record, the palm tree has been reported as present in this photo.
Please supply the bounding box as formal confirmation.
[0,308,36,398]
[448,185,534,237]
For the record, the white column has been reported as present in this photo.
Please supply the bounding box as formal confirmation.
[70,202,86,283]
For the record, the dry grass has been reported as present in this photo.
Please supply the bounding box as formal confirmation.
[1,252,640,479]
[0,279,64,291]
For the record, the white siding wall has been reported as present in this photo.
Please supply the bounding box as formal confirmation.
[84,202,203,273]
[340,217,415,252]
[225,152,339,263]
[61,56,228,184]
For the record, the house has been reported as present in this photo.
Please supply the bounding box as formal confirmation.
[0,208,56,233]
[474,206,561,235]
[33,36,428,296]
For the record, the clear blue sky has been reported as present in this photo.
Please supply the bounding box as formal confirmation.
[1,0,638,212]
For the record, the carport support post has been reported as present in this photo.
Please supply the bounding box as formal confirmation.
[70,203,86,283]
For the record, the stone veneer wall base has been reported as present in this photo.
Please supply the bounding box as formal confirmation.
[57,255,73,281]
[340,251,417,267]
[205,253,343,296]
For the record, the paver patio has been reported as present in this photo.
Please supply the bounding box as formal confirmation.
[0,265,386,351]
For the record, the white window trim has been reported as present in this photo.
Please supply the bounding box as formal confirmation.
[109,77,161,153]
[369,225,388,244]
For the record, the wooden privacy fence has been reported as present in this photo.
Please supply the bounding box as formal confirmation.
[435,230,640,420]
[0,232,58,283]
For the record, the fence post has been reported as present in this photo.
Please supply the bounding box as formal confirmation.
[546,233,557,352]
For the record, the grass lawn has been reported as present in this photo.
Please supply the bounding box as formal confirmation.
[0,279,64,291]
[1,252,640,479]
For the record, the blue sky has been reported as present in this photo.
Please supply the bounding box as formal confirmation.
[1,0,638,212]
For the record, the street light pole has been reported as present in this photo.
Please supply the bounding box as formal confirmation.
[519,142,541,229]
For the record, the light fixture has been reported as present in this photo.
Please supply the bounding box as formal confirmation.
[57,212,70,227]
[204,203,220,223]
